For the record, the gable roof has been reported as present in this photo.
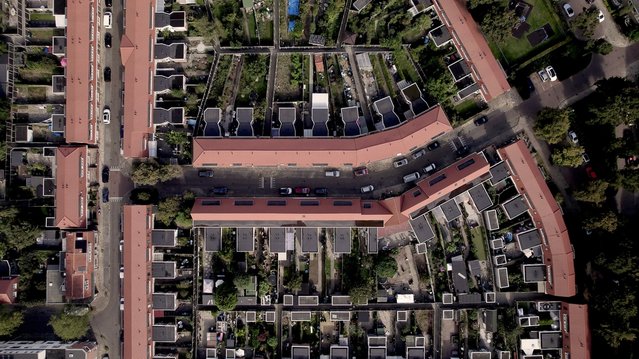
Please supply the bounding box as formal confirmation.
[54,146,87,229]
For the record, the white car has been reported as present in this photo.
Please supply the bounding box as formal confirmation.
[563,3,574,18]
[568,130,579,144]
[361,185,375,193]
[393,158,409,168]
[103,12,112,29]
[597,9,604,22]
[324,170,340,177]
[102,108,111,124]
[423,163,437,175]
[119,240,123,252]
[119,266,124,279]
[546,66,557,82]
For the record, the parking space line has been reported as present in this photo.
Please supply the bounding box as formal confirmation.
[259,176,265,189]
[269,177,275,189]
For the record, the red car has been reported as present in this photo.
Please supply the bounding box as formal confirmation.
[586,166,597,180]
[353,167,369,176]
[294,187,311,195]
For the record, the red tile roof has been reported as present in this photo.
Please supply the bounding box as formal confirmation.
[123,205,153,359]
[498,140,576,297]
[0,277,19,304]
[193,105,453,167]
[433,0,511,101]
[121,0,156,158]
[562,303,591,359]
[55,146,87,229]
[192,153,490,226]
[64,0,98,144]
[64,231,94,300]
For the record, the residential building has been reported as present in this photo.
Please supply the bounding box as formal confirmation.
[0,341,98,358]
[53,146,88,229]
[63,231,95,301]
[0,276,19,304]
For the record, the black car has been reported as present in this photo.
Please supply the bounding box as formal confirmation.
[102,166,110,183]
[102,188,109,203]
[211,186,228,195]
[314,187,328,196]
[198,170,214,177]
[426,141,440,151]
[105,0,112,7]
[527,78,535,93]
[104,67,111,82]
[456,145,470,158]
[474,116,488,126]
[105,33,112,48]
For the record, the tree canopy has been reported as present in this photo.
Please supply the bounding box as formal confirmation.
[49,312,90,341]
[156,194,193,228]
[214,282,238,312]
[587,78,639,126]
[573,180,609,205]
[584,211,619,232]
[233,274,252,291]
[572,7,600,38]
[0,310,23,337]
[373,253,397,278]
[533,107,573,144]
[285,272,303,293]
[349,283,374,305]
[551,145,585,167]
[131,160,183,186]
[0,208,42,259]
[480,8,518,44]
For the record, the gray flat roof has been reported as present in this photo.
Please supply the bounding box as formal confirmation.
[153,107,184,125]
[341,106,359,123]
[152,261,176,279]
[407,347,426,359]
[45,267,64,304]
[279,107,296,123]
[483,309,498,332]
[154,74,184,92]
[269,227,287,253]
[409,215,435,243]
[312,108,329,125]
[152,292,177,310]
[373,97,400,128]
[485,210,499,231]
[451,256,469,293]
[367,228,378,253]
[301,228,319,253]
[469,353,492,359]
[449,60,471,81]
[523,264,546,282]
[440,199,462,222]
[468,184,493,212]
[292,346,311,359]
[352,0,372,11]
[236,227,254,252]
[334,228,351,253]
[369,347,387,359]
[502,195,529,219]
[496,267,509,288]
[429,25,452,47]
[152,229,177,247]
[298,295,319,305]
[332,295,352,306]
[539,331,562,349]
[203,108,222,137]
[203,227,221,252]
[330,346,349,359]
[154,43,186,60]
[490,161,511,184]
[152,325,177,342]
[291,312,312,321]
[330,311,351,321]
[517,229,542,250]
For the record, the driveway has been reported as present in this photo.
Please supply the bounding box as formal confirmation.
[563,0,630,46]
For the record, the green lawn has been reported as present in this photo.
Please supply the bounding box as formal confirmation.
[491,0,566,65]
[470,227,488,261]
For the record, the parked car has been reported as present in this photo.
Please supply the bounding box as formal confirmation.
[353,167,369,176]
[455,145,470,157]
[102,166,109,183]
[104,67,111,82]
[582,153,590,164]
[105,32,112,48]
[403,172,421,183]
[325,169,340,177]
[102,108,111,124]
[427,141,440,151]
[314,187,328,196]
[546,66,558,81]
[102,188,109,203]
[119,240,123,252]
[360,185,375,193]
[120,298,124,311]
[280,187,293,196]
[586,0,594,4]
[294,187,311,195]
[198,170,214,177]
[563,3,575,17]
[423,163,437,175]
[105,0,112,6]
[538,69,550,82]
[527,78,535,92]
[586,166,597,179]
[568,130,579,144]
[412,149,426,159]
[119,266,124,278]
[597,8,604,22]
[393,158,409,168]
[211,186,227,195]
[473,116,488,126]
[103,11,112,28]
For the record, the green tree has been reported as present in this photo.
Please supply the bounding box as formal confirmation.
[163,131,189,148]
[584,211,619,232]
[349,283,373,305]
[551,146,585,167]
[49,312,90,341]
[572,8,599,38]
[468,0,499,8]
[285,272,303,293]
[573,180,609,205]
[533,107,572,144]
[258,280,271,297]
[266,336,278,349]
[481,8,518,44]
[174,211,192,229]
[425,75,456,104]
[0,310,24,336]
[616,169,639,192]
[587,38,613,55]
[0,208,42,258]
[588,79,639,126]
[214,282,238,312]
[131,161,182,186]
[373,253,397,278]
[157,196,182,226]
[233,274,252,291]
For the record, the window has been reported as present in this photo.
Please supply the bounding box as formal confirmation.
[300,200,319,206]
[333,200,352,206]
[234,200,254,206]
[267,200,286,206]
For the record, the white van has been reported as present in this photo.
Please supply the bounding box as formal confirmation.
[403,172,421,183]
[325,169,340,177]
[103,12,112,29]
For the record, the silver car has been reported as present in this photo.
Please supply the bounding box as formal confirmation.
[393,158,409,168]
[361,185,375,193]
